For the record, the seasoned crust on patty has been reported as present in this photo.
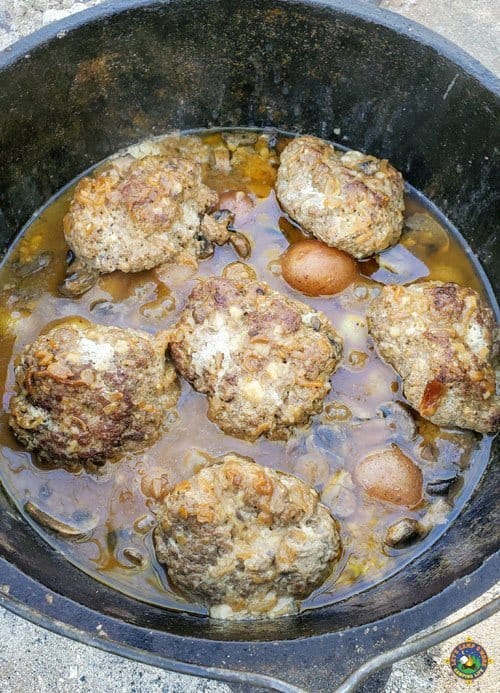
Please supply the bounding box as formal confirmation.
[154,453,342,619]
[367,282,499,433]
[276,135,405,259]
[9,321,179,469]
[63,150,234,274]
[169,273,343,440]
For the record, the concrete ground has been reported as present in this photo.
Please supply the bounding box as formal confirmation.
[0,1,498,692]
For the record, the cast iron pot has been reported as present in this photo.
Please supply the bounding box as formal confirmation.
[0,1,498,691]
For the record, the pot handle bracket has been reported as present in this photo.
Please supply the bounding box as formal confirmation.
[334,596,499,693]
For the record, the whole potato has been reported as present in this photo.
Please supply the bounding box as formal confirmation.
[354,445,423,508]
[281,239,358,296]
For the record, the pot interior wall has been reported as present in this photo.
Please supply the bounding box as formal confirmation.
[0,0,498,644]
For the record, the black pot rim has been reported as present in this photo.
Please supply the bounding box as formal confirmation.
[2,552,498,689]
[1,0,499,89]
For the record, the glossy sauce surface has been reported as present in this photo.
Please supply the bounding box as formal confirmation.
[0,130,493,615]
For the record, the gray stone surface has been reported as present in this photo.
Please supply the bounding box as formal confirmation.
[0,607,232,693]
[0,1,498,692]
[381,0,500,75]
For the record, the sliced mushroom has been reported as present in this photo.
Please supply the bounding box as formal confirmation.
[12,251,53,278]
[371,244,429,285]
[229,231,252,259]
[24,501,96,539]
[292,454,331,489]
[210,145,231,172]
[200,210,250,259]
[140,470,170,502]
[426,475,460,496]
[403,212,450,254]
[59,258,99,297]
[195,234,215,260]
[133,514,156,535]
[384,518,426,548]
[222,131,258,150]
[418,426,478,469]
[222,261,257,282]
[321,470,357,519]
[378,401,417,441]
[308,425,347,459]
[89,298,116,316]
[122,547,146,567]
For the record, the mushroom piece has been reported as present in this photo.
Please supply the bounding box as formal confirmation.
[377,401,417,441]
[59,256,99,297]
[200,210,252,259]
[122,547,146,567]
[12,251,53,279]
[426,475,460,496]
[281,239,358,296]
[24,501,96,539]
[384,518,426,548]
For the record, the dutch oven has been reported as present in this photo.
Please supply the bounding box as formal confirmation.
[0,1,498,691]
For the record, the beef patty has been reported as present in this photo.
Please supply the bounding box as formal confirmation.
[367,281,499,433]
[9,321,179,468]
[64,138,237,274]
[169,273,343,440]
[276,135,404,259]
[154,453,342,619]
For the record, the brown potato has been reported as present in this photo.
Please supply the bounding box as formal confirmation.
[354,445,423,508]
[281,239,358,296]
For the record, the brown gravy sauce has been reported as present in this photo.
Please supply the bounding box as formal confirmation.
[0,130,493,615]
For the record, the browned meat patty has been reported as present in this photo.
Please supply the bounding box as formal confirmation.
[9,321,179,468]
[169,273,343,440]
[154,453,342,619]
[367,282,499,433]
[63,145,234,274]
[276,135,404,259]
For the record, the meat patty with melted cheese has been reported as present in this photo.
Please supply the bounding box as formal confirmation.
[367,281,499,433]
[9,321,179,468]
[276,135,404,259]
[154,453,342,619]
[169,274,343,440]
